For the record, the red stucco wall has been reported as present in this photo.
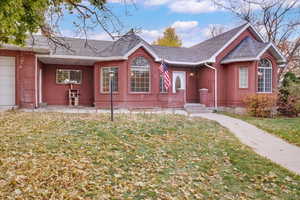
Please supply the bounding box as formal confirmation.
[94,47,189,109]
[212,28,279,107]
[0,50,37,108]
[42,65,94,106]
[0,27,281,109]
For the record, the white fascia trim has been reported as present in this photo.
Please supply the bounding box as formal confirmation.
[209,24,251,62]
[257,43,287,66]
[221,57,259,64]
[222,43,287,65]
[163,59,211,66]
[256,43,273,58]
[124,42,161,62]
[37,54,126,61]
[1,44,50,53]
[269,43,287,63]
[210,23,266,62]
[248,23,266,42]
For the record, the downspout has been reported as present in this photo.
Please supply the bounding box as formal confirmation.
[35,55,38,108]
[204,63,218,109]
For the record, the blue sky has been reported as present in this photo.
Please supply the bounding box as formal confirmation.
[60,0,243,47]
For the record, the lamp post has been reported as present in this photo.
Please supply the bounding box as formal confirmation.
[109,71,114,122]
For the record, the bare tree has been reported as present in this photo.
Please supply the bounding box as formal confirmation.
[1,0,136,52]
[205,24,228,38]
[41,0,136,51]
[212,0,300,78]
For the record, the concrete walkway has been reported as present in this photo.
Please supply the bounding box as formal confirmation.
[191,113,300,175]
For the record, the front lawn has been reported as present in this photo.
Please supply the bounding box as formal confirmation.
[0,111,299,199]
[223,112,300,147]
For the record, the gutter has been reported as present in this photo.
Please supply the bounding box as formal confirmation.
[204,63,218,109]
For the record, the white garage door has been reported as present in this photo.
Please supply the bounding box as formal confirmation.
[0,56,16,106]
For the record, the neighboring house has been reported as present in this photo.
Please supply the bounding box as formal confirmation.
[0,23,286,110]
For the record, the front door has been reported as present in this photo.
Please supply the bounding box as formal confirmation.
[0,56,16,106]
[172,71,186,93]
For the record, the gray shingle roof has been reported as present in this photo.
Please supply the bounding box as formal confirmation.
[27,35,113,57]
[151,24,249,63]
[98,30,154,57]
[25,23,276,65]
[222,36,269,63]
[189,24,248,61]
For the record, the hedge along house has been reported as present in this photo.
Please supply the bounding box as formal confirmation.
[0,23,286,110]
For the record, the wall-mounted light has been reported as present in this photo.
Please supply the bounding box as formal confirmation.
[258,71,263,77]
[190,72,195,77]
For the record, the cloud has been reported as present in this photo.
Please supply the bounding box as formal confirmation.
[138,20,204,47]
[171,21,199,31]
[169,0,219,14]
[139,29,163,44]
[142,0,221,14]
[144,0,171,6]
[89,33,114,41]
[138,20,202,46]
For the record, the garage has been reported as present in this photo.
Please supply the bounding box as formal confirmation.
[0,56,16,106]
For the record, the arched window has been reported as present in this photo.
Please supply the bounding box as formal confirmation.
[175,76,181,91]
[130,56,150,92]
[258,59,272,93]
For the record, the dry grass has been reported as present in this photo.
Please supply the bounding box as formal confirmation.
[0,111,299,199]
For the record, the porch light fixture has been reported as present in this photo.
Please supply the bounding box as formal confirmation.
[190,72,195,77]
[109,71,114,122]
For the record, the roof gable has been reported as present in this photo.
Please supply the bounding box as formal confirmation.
[221,36,286,65]
[190,23,249,62]
[13,23,286,66]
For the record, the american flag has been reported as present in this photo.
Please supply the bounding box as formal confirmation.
[159,60,171,90]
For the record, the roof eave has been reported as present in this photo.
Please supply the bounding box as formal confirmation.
[209,23,266,63]
[221,57,259,64]
[1,44,50,53]
[37,54,127,62]
[163,59,214,66]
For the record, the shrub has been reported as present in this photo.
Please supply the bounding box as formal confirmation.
[277,72,300,117]
[243,94,277,117]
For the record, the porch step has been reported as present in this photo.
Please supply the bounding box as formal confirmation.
[184,103,212,114]
[0,106,18,112]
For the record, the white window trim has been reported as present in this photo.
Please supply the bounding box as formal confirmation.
[257,59,273,93]
[130,57,151,93]
[172,71,186,94]
[239,67,249,89]
[56,69,82,85]
[100,66,119,94]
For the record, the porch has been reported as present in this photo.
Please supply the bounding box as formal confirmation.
[37,55,215,109]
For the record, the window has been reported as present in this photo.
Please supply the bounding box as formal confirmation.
[175,76,181,91]
[159,75,167,93]
[101,67,118,93]
[258,59,272,93]
[239,67,248,88]
[56,69,82,84]
[130,56,150,92]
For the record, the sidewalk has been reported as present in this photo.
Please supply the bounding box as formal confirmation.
[191,113,300,175]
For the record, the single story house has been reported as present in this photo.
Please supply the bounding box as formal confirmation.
[0,23,286,110]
